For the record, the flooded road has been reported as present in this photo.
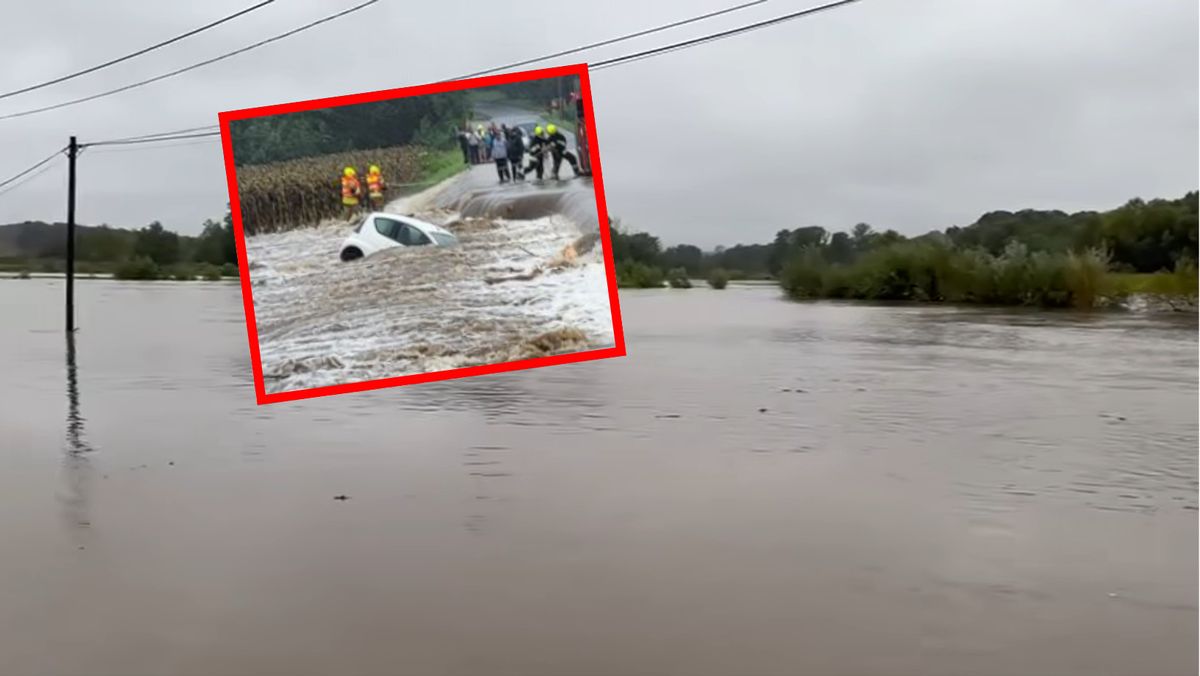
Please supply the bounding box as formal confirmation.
[246,165,613,394]
[1,280,1196,676]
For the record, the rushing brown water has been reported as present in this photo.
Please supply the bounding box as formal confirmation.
[2,279,1195,676]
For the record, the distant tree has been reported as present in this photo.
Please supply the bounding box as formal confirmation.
[851,223,874,248]
[192,219,226,265]
[791,226,828,249]
[661,244,704,275]
[767,229,791,276]
[826,231,854,264]
[133,221,180,266]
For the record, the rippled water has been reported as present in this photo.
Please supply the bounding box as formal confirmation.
[1,280,1195,676]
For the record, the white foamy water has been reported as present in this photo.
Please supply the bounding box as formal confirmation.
[245,181,614,394]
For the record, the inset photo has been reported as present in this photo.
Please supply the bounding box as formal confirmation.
[218,64,623,404]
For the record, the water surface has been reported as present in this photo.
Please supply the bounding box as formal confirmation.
[2,280,1195,676]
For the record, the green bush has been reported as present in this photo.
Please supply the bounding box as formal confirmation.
[220,262,238,277]
[780,240,1115,308]
[114,257,161,280]
[707,268,730,289]
[195,262,223,281]
[666,267,692,289]
[616,261,665,288]
[780,247,827,299]
[166,264,196,281]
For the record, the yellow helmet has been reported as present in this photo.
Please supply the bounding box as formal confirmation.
[546,124,557,135]
[534,125,544,136]
[369,165,380,174]
[343,167,356,177]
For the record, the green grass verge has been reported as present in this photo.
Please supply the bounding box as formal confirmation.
[418,148,469,186]
[545,110,577,134]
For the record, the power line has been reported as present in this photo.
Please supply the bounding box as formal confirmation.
[0,147,65,191]
[81,1,766,147]
[83,131,221,148]
[85,137,222,155]
[16,0,845,148]
[448,0,770,81]
[0,0,862,179]
[91,124,221,145]
[0,158,60,198]
[591,0,861,71]
[0,0,277,102]
[0,0,380,122]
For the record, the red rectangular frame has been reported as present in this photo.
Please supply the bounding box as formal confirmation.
[217,63,625,406]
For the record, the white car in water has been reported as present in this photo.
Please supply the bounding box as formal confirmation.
[339,212,459,262]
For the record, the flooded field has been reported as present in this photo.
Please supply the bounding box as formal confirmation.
[1,280,1196,676]
[246,167,614,394]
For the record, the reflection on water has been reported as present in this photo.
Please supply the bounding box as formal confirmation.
[0,280,1195,676]
[60,331,94,535]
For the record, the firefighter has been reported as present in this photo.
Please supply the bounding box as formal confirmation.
[546,123,580,179]
[340,166,362,220]
[366,165,386,209]
[524,126,549,180]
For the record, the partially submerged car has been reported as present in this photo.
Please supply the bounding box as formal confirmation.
[340,212,459,262]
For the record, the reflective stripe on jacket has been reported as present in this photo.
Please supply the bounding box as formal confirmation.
[342,176,360,205]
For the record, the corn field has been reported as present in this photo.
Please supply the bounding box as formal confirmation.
[235,146,431,235]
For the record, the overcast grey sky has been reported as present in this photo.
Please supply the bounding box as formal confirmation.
[0,0,1195,248]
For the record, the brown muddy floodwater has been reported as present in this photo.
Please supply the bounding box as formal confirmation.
[1,279,1196,676]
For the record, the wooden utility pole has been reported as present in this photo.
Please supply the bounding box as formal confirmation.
[66,136,77,332]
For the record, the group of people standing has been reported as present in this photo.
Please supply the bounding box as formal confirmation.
[339,165,387,220]
[458,123,580,184]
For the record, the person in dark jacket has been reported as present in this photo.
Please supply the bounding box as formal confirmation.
[506,127,525,181]
[524,126,549,180]
[457,129,471,164]
[545,124,580,179]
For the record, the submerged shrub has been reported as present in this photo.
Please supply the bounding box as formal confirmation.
[666,267,692,288]
[114,257,161,280]
[707,268,730,289]
[195,263,223,281]
[780,240,1112,308]
[1062,248,1109,308]
[780,247,827,298]
[617,261,665,288]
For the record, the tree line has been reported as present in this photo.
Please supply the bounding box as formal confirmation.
[610,191,1199,306]
[473,76,580,108]
[1,207,239,280]
[229,91,471,166]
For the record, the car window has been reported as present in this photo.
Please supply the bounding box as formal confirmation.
[430,231,458,247]
[374,217,403,241]
[398,223,432,246]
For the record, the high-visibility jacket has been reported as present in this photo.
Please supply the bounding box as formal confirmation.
[367,172,385,199]
[341,175,360,206]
